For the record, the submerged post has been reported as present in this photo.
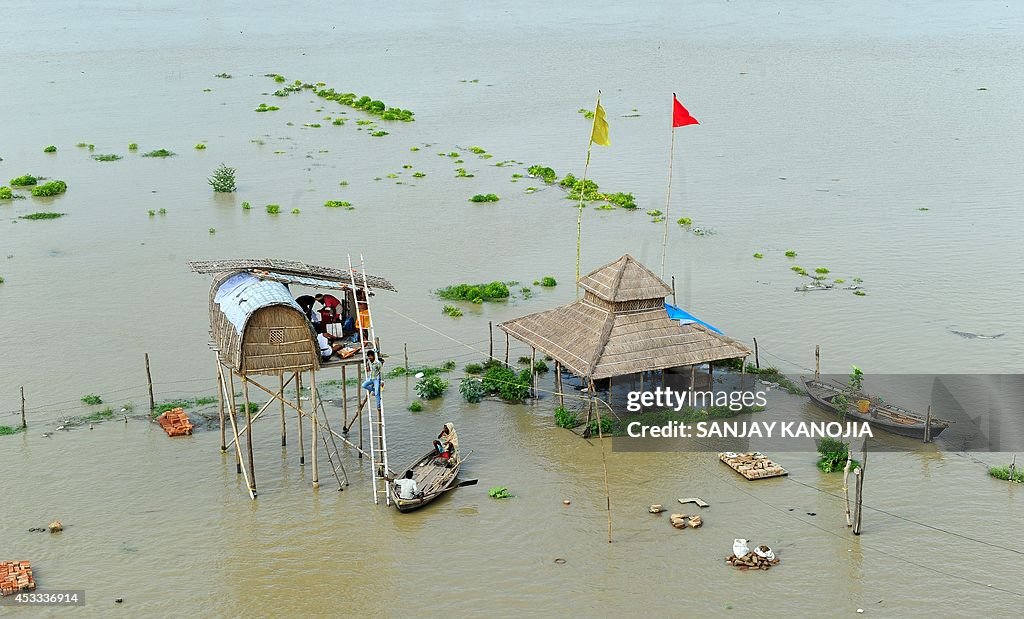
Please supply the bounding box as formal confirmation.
[671,275,677,305]
[20,386,26,429]
[752,338,760,369]
[504,333,510,367]
[530,348,537,399]
[924,405,932,443]
[242,377,256,494]
[815,345,820,380]
[590,379,613,544]
[311,369,319,489]
[489,321,494,360]
[145,353,155,414]
[404,343,409,371]
[853,438,868,535]
[297,372,305,466]
[280,373,287,447]
[217,365,226,452]
[555,361,564,407]
[341,365,349,429]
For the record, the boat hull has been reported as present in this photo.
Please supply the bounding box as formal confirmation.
[803,378,948,440]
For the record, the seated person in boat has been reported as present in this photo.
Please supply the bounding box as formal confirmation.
[393,470,419,500]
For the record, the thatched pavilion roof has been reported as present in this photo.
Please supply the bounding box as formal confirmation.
[189,258,397,292]
[499,255,751,380]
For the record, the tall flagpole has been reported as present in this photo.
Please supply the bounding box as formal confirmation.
[660,124,677,279]
[576,90,601,299]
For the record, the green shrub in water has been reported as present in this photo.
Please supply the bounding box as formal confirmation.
[469,193,499,203]
[464,363,483,375]
[142,149,175,157]
[93,154,122,161]
[540,276,556,287]
[677,217,692,226]
[324,200,354,209]
[554,406,579,429]
[266,204,280,214]
[30,181,67,197]
[81,394,103,405]
[437,281,509,302]
[208,163,237,192]
[753,253,764,259]
[442,305,463,317]
[0,186,12,200]
[415,375,449,399]
[128,143,138,150]
[817,437,858,473]
[43,145,56,153]
[408,401,424,412]
[10,174,37,187]
[488,486,513,499]
[784,250,797,257]
[459,378,486,403]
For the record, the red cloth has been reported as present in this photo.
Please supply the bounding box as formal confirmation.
[672,94,699,128]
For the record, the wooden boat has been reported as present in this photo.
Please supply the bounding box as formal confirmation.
[389,423,461,512]
[803,377,951,440]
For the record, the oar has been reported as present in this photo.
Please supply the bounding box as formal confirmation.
[455,479,478,488]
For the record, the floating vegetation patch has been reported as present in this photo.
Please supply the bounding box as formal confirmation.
[753,253,764,259]
[533,359,549,373]
[464,363,483,375]
[437,281,510,303]
[539,276,557,287]
[0,425,25,436]
[324,200,353,210]
[784,250,797,257]
[10,174,37,187]
[691,226,716,236]
[455,168,474,178]
[311,86,415,121]
[81,394,103,405]
[19,212,65,220]
[412,171,425,178]
[31,181,67,197]
[142,149,175,157]
[241,201,251,210]
[469,193,499,203]
[43,145,56,153]
[370,130,388,137]
[158,208,167,214]
[989,464,1024,483]
[442,305,463,317]
[520,287,533,299]
[448,152,460,158]
[93,153,122,161]
[408,400,423,412]
[209,228,216,234]
[488,486,514,499]
[555,406,579,428]
[604,192,636,209]
[76,142,87,148]
[853,290,866,296]
[266,204,280,214]
[255,103,280,112]
[415,375,449,399]
[577,108,595,119]
[646,209,663,217]
[128,143,138,150]
[194,143,207,149]
[215,72,232,79]
[291,208,301,214]
[153,396,218,416]
[0,186,13,200]
[208,163,237,193]
[469,146,486,154]
[459,378,486,403]
[481,365,531,401]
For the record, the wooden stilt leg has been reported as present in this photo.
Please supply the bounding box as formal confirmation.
[342,365,348,429]
[297,372,305,466]
[243,377,256,493]
[280,373,287,447]
[311,370,319,489]
[217,363,226,452]
[228,370,241,475]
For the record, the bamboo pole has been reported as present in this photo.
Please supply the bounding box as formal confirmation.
[358,364,364,458]
[504,333,510,367]
[842,449,853,527]
[20,386,26,429]
[144,353,155,414]
[404,343,409,371]
[488,321,493,360]
[689,365,696,405]
[341,365,348,429]
[608,376,613,404]
[576,91,602,296]
[297,372,305,466]
[555,361,564,407]
[530,348,537,398]
[227,368,241,475]
[590,379,613,543]
[660,122,678,279]
[924,405,932,443]
[752,338,760,369]
[311,369,319,489]
[1009,455,1017,484]
[853,438,868,535]
[217,365,226,452]
[815,345,820,380]
[671,275,677,305]
[279,373,287,447]
[242,377,256,493]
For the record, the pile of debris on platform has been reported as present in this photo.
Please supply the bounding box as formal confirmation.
[719,451,787,480]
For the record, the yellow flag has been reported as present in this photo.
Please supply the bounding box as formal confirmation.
[591,101,610,146]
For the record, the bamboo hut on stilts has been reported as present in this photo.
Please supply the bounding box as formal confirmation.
[189,258,396,500]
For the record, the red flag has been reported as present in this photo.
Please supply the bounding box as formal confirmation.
[672,94,699,128]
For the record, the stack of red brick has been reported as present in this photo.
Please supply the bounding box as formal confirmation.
[0,560,35,596]
[156,407,194,437]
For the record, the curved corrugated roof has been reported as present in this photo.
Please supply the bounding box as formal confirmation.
[214,273,303,334]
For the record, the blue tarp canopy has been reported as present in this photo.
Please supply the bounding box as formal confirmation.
[664,302,723,334]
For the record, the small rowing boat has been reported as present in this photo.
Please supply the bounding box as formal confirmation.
[390,423,462,512]
[803,378,951,440]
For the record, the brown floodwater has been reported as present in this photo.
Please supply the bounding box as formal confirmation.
[1,1,1022,616]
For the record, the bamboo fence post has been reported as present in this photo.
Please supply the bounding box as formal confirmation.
[280,373,287,447]
[145,353,155,414]
[815,345,820,380]
[488,321,493,360]
[853,438,868,535]
[555,361,564,407]
[708,363,713,387]
[297,372,305,466]
[924,405,932,443]
[1009,455,1017,483]
[228,369,241,475]
[590,379,613,544]
[671,275,677,305]
[843,449,853,527]
[20,386,26,429]
[504,333,510,367]
[242,377,256,493]
[608,376,613,404]
[752,338,760,369]
[404,343,409,371]
[689,365,696,405]
[530,348,537,398]
[217,366,226,452]
[311,369,319,489]
[341,365,348,429]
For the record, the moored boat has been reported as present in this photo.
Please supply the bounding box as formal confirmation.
[802,378,951,440]
[389,423,461,512]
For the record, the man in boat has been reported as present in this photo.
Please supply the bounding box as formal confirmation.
[392,470,420,500]
[432,423,458,466]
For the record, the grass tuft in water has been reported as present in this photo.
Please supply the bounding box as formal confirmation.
[469,193,499,203]
[93,154,122,162]
[10,174,37,187]
[142,149,175,158]
[31,180,68,197]
[43,145,56,153]
[266,204,280,214]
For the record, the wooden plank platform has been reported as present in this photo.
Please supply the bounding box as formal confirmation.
[719,452,787,480]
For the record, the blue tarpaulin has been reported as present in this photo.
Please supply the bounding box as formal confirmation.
[664,302,723,334]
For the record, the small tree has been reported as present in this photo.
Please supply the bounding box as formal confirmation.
[208,163,237,192]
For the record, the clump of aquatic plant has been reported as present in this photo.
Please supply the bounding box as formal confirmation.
[587,416,617,436]
[208,163,237,192]
[605,192,636,209]
[533,359,549,373]
[142,149,175,157]
[76,142,87,148]
[255,103,280,112]
[815,267,830,275]
[517,356,532,365]
[303,123,321,128]
[646,209,663,217]
[408,400,424,412]
[482,365,531,401]
[339,180,349,186]
[370,130,388,137]
[266,204,280,214]
[447,151,460,158]
[853,290,866,296]
[540,276,556,287]
[817,437,858,473]
[31,181,68,197]
[0,425,26,436]
[437,281,510,303]
[442,305,463,317]
[791,266,807,275]
[561,174,603,201]
[148,210,155,216]
[81,394,103,405]
[20,212,66,220]
[324,200,354,210]
[677,217,692,226]
[753,253,764,259]
[989,464,1024,483]
[412,171,425,178]
[291,208,301,214]
[209,228,216,234]
[455,168,474,178]
[194,143,207,150]
[332,118,346,126]
[464,363,483,375]
[468,146,486,154]
[88,144,95,150]
[272,74,286,82]
[784,250,797,257]
[577,107,595,119]
[488,486,514,499]
[128,143,138,150]
[10,174,37,187]
[93,153,122,161]
[0,187,12,200]
[158,208,167,214]
[241,201,251,210]
[459,378,486,403]
[415,375,449,399]
[555,406,580,429]
[43,145,56,153]
[215,72,232,78]
[469,193,499,203]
